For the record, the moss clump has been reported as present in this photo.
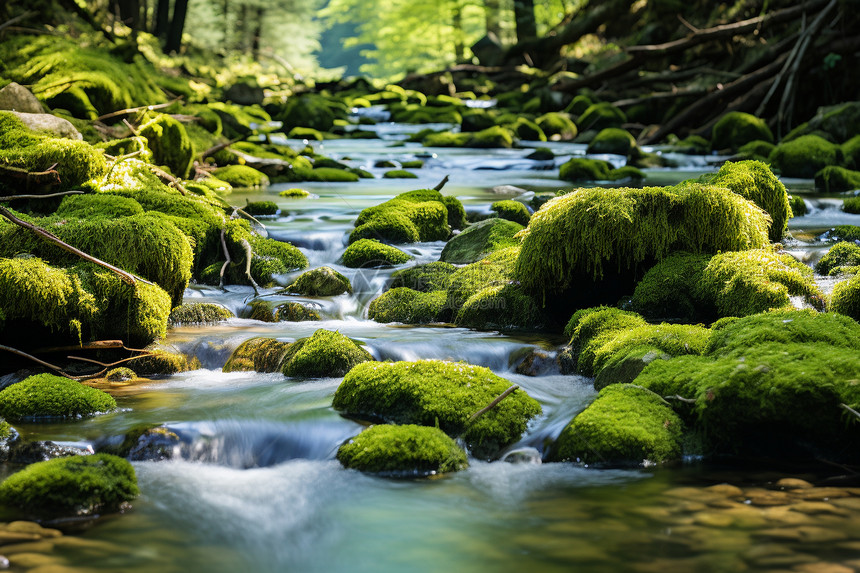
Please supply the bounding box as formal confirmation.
[212,165,270,188]
[297,167,360,183]
[630,252,711,322]
[536,112,577,141]
[456,283,543,331]
[390,262,457,292]
[586,127,637,156]
[440,218,523,264]
[0,373,116,421]
[104,367,137,382]
[131,349,198,376]
[353,189,461,244]
[168,303,233,326]
[368,288,449,324]
[844,197,860,215]
[445,247,519,314]
[281,329,372,378]
[0,454,139,517]
[422,131,470,147]
[342,239,412,268]
[0,111,107,188]
[279,188,310,198]
[550,384,683,465]
[337,424,468,477]
[515,184,770,305]
[287,266,351,296]
[138,113,193,179]
[767,135,843,178]
[333,360,541,459]
[223,337,290,373]
[789,195,808,216]
[700,160,791,241]
[577,102,626,131]
[383,170,419,179]
[737,139,776,162]
[815,166,860,193]
[843,135,860,169]
[558,158,612,182]
[55,193,144,219]
[711,112,773,151]
[816,242,860,276]
[349,211,421,244]
[490,200,531,226]
[243,201,279,216]
[274,302,321,322]
[213,219,307,286]
[506,117,546,142]
[831,274,860,321]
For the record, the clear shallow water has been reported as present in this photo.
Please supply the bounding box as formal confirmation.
[9,137,860,573]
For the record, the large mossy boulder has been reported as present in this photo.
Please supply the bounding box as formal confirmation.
[549,384,684,466]
[586,127,637,156]
[168,302,234,326]
[806,101,860,143]
[223,337,290,373]
[815,165,860,193]
[455,283,543,331]
[831,274,860,321]
[0,454,139,517]
[536,112,577,141]
[514,183,770,311]
[577,102,626,131]
[0,373,116,421]
[440,218,523,264]
[287,266,351,296]
[342,239,412,268]
[138,113,193,179]
[212,165,270,188]
[352,189,463,244]
[815,242,860,276]
[390,262,457,292]
[767,134,842,178]
[337,424,468,477]
[710,111,774,151]
[368,288,449,324]
[490,200,531,226]
[332,360,542,459]
[280,329,372,378]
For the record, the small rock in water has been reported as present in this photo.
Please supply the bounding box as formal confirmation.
[490,185,527,196]
[776,477,814,490]
[0,556,8,569]
[501,447,542,464]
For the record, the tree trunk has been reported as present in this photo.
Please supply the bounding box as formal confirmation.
[452,0,465,62]
[154,0,170,38]
[251,6,264,61]
[513,0,536,43]
[483,0,501,39]
[165,0,188,54]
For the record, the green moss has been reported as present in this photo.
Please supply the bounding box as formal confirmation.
[131,349,198,376]
[536,112,577,140]
[333,360,541,459]
[550,384,683,465]
[223,337,290,373]
[631,252,711,321]
[566,95,593,116]
[490,200,531,226]
[287,266,351,296]
[337,424,468,477]
[586,127,637,156]
[593,346,672,390]
[455,283,542,331]
[815,166,860,193]
[831,274,860,321]
[445,247,519,313]
[368,288,449,324]
[353,190,459,244]
[507,118,546,142]
[526,147,555,161]
[243,201,278,216]
[279,188,310,198]
[460,108,497,132]
[469,126,515,148]
[711,112,773,151]
[440,218,523,264]
[274,302,321,322]
[247,300,276,322]
[0,373,116,421]
[669,135,710,155]
[0,454,139,517]
[421,131,471,147]
[390,262,457,292]
[138,113,193,179]
[104,367,137,382]
[700,160,791,241]
[342,239,413,268]
[815,242,860,276]
[844,197,860,214]
[515,184,771,303]
[383,169,418,179]
[95,136,152,161]
[289,127,324,141]
[212,165,270,188]
[55,193,144,219]
[277,94,339,132]
[217,219,308,286]
[207,102,271,139]
[297,168,360,182]
[349,211,421,244]
[280,329,372,378]
[558,158,613,182]
[842,135,860,169]
[767,135,842,178]
[806,101,860,143]
[789,195,808,216]
[577,103,626,131]
[400,160,424,169]
[828,225,860,242]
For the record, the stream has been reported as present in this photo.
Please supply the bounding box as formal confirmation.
[8,130,860,572]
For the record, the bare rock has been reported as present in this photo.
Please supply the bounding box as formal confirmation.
[10,112,82,140]
[0,83,44,114]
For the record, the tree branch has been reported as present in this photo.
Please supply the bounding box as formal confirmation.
[468,384,519,424]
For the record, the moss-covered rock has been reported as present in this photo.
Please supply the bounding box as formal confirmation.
[826,225,860,242]
[789,194,808,216]
[806,101,860,143]
[333,360,541,459]
[279,188,310,198]
[281,329,372,378]
[445,247,519,313]
[577,102,626,131]
[844,196,860,214]
[536,112,577,141]
[287,266,351,296]
[440,218,523,264]
[138,113,193,179]
[349,211,421,244]
[843,135,860,169]
[383,169,418,179]
[586,127,637,156]
[131,348,199,376]
[490,200,531,226]
[0,373,116,421]
[242,201,279,216]
[737,139,776,162]
[455,283,543,331]
[55,193,144,219]
[390,262,457,292]
[168,302,233,326]
[0,453,139,517]
[277,94,339,132]
[368,288,449,324]
[630,252,711,322]
[337,424,467,477]
[767,134,842,178]
[831,274,860,321]
[815,165,860,192]
[558,157,643,183]
[212,164,270,188]
[213,219,307,286]
[274,302,321,322]
[298,167,361,182]
[550,384,683,465]
[816,242,860,276]
[342,239,413,268]
[223,337,290,373]
[352,189,460,244]
[506,117,546,142]
[711,111,773,151]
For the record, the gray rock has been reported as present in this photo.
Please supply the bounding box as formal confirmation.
[10,111,82,140]
[0,82,44,114]
[224,82,264,106]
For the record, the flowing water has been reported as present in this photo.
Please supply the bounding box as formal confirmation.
[6,133,860,573]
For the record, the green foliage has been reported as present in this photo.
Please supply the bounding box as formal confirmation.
[586,128,636,156]
[440,218,523,264]
[287,266,351,296]
[831,274,860,321]
[342,239,413,268]
[0,454,139,517]
[711,111,774,151]
[332,360,541,459]
[223,337,290,373]
[212,165,270,188]
[280,329,373,378]
[368,288,449,324]
[138,114,194,179]
[816,242,860,276]
[337,424,468,477]
[490,200,531,226]
[0,373,116,421]
[390,262,457,292]
[767,134,843,178]
[168,303,234,326]
[815,166,860,193]
[550,384,684,465]
[577,103,626,131]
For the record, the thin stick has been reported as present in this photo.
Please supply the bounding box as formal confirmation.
[0,190,83,201]
[149,164,188,195]
[33,340,124,353]
[469,384,519,424]
[0,11,35,32]
[840,403,860,422]
[96,99,179,122]
[200,136,246,160]
[67,353,154,368]
[219,228,231,290]
[433,175,450,192]
[240,238,261,296]
[665,395,696,404]
[0,343,78,379]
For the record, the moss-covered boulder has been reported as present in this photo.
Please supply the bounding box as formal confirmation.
[279,188,311,198]
[131,348,199,376]
[440,218,523,264]
[816,242,860,276]
[368,288,449,324]
[767,135,842,178]
[223,337,290,373]
[55,193,144,219]
[138,113,193,179]
[815,165,860,192]
[287,266,351,296]
[383,169,418,179]
[536,112,577,141]
[349,211,421,244]
[844,197,860,215]
[168,302,234,326]
[630,252,712,322]
[577,102,626,131]
[274,302,321,322]
[831,274,860,321]
[444,247,519,315]
[843,135,860,169]
[242,201,279,216]
[806,101,860,143]
[711,111,774,151]
[0,453,139,517]
[789,194,808,216]
[0,373,116,421]
[352,189,461,244]
[490,200,531,226]
[281,329,372,378]
[337,424,468,477]
[333,360,541,459]
[827,225,860,242]
[558,157,643,182]
[737,139,776,162]
[390,262,457,292]
[342,239,412,268]
[212,165,270,188]
[586,128,637,156]
[550,384,684,466]
[455,283,543,331]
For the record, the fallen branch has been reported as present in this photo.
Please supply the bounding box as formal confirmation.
[239,238,261,296]
[200,136,247,160]
[433,175,450,192]
[0,343,78,380]
[468,384,519,424]
[67,353,154,369]
[149,165,188,195]
[840,403,860,422]
[33,340,125,353]
[95,99,180,122]
[218,228,231,289]
[0,190,83,202]
[0,163,61,189]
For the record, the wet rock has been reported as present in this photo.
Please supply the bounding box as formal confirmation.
[280,329,372,378]
[754,526,848,543]
[95,425,179,461]
[286,266,352,296]
[692,511,735,528]
[797,487,851,501]
[793,563,854,573]
[0,83,44,114]
[223,337,290,373]
[743,488,793,506]
[705,484,744,497]
[789,501,849,516]
[274,302,321,322]
[514,349,558,376]
[490,185,528,195]
[10,111,82,140]
[777,478,814,490]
